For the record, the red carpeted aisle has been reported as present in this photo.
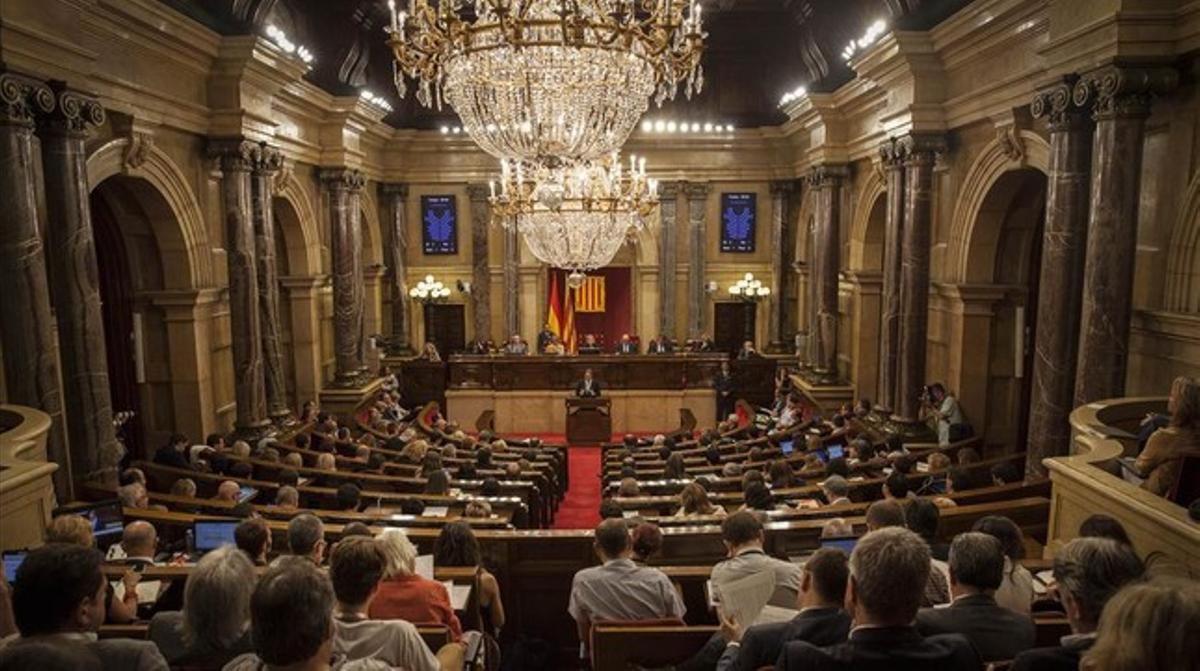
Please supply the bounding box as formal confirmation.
[553,446,602,529]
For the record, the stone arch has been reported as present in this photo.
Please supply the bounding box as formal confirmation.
[1164,172,1200,313]
[273,171,322,276]
[849,170,886,272]
[86,140,211,290]
[946,130,1050,284]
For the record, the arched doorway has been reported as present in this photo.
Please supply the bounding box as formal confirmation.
[846,191,886,397]
[961,167,1048,448]
[90,176,172,456]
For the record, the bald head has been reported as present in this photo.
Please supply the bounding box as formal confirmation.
[215,480,240,503]
[121,521,157,558]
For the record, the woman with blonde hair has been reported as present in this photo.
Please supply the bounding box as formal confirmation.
[1081,578,1200,671]
[1135,376,1200,496]
[368,528,464,640]
[401,439,429,464]
[676,481,725,517]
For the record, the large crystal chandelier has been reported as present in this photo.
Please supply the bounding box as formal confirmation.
[488,153,658,274]
[384,0,706,163]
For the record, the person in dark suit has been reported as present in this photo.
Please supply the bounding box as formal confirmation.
[536,323,556,353]
[1011,537,1144,671]
[153,433,191,469]
[578,334,602,355]
[916,532,1035,662]
[713,360,736,422]
[715,547,852,671]
[575,368,602,398]
[776,527,982,671]
[616,334,639,355]
[648,335,674,354]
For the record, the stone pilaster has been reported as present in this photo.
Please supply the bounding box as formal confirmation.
[685,182,710,339]
[657,181,680,340]
[1072,65,1178,407]
[1025,78,1094,473]
[0,70,73,495]
[250,143,291,424]
[894,134,946,425]
[503,213,520,339]
[877,138,907,414]
[37,82,121,478]
[319,167,369,388]
[379,183,412,353]
[807,164,849,381]
[467,184,492,343]
[767,180,795,351]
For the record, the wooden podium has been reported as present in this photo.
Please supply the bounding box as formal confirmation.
[566,398,611,445]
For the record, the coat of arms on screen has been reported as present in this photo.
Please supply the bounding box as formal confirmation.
[720,193,756,253]
[421,195,458,255]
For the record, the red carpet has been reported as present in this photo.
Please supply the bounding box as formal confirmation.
[554,446,602,529]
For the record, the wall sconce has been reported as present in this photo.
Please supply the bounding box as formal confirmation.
[704,280,718,295]
[456,279,472,295]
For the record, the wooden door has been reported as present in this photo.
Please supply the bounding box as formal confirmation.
[713,302,756,354]
[423,304,465,357]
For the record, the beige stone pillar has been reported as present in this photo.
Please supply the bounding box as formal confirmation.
[847,272,882,402]
[279,276,327,407]
[250,144,291,425]
[378,183,413,352]
[808,164,849,382]
[685,182,710,339]
[767,180,795,351]
[943,285,1009,442]
[657,181,680,340]
[320,168,368,387]
[467,184,492,343]
[148,289,221,441]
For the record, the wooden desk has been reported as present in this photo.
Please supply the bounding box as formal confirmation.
[566,398,612,445]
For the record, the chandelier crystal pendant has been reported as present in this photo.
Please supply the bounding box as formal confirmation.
[488,152,659,273]
[385,0,706,162]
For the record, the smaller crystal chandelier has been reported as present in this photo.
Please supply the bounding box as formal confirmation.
[409,275,452,304]
[728,273,771,301]
[488,152,659,274]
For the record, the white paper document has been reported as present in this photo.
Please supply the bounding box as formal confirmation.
[415,554,434,579]
[111,579,162,605]
[422,505,450,517]
[715,570,777,628]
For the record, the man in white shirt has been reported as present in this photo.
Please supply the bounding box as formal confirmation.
[568,519,685,654]
[329,537,463,670]
[711,512,802,609]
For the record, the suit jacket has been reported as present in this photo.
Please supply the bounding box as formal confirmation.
[575,379,602,397]
[718,607,851,671]
[777,626,982,671]
[648,340,673,354]
[617,342,639,354]
[713,373,734,395]
[916,594,1036,662]
[1011,637,1094,671]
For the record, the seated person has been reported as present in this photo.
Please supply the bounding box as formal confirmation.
[148,546,256,667]
[676,481,726,517]
[283,513,326,565]
[915,532,1036,662]
[329,537,463,670]
[336,483,362,512]
[972,515,1034,616]
[274,486,300,511]
[712,512,802,609]
[578,334,602,355]
[1011,538,1144,671]
[575,368,602,398]
[568,519,685,651]
[503,334,528,355]
[737,340,758,360]
[3,543,169,670]
[819,475,851,507]
[777,527,982,671]
[647,334,674,354]
[419,341,442,362]
[234,518,272,566]
[432,521,506,635]
[368,529,463,641]
[716,547,852,671]
[1132,375,1198,496]
[543,336,565,355]
[616,333,638,354]
[154,433,192,469]
[1079,577,1200,671]
[45,515,140,626]
[109,521,159,566]
[630,523,663,565]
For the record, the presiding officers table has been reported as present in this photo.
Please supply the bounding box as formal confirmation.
[389,353,778,436]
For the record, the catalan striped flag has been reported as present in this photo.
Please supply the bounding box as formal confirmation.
[574,274,606,313]
[563,282,577,354]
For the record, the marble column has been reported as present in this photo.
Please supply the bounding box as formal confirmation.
[877,138,907,414]
[1072,66,1177,406]
[503,215,520,339]
[805,211,820,366]
[894,134,946,425]
[250,144,291,424]
[1025,79,1093,472]
[767,180,795,350]
[210,139,270,434]
[467,184,492,343]
[0,71,73,494]
[809,164,848,381]
[379,183,412,352]
[320,167,368,388]
[37,82,120,478]
[657,181,680,340]
[685,182,710,339]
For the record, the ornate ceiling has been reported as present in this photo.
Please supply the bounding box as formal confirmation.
[167,0,972,129]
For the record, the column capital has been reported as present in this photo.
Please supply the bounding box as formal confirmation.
[207,138,260,173]
[379,182,409,199]
[684,181,711,202]
[769,179,796,196]
[36,81,104,137]
[1073,64,1178,121]
[896,133,947,167]
[658,180,681,200]
[252,143,283,177]
[0,70,54,126]
[466,182,491,203]
[806,164,850,188]
[879,137,907,168]
[319,167,366,193]
[1031,76,1092,131]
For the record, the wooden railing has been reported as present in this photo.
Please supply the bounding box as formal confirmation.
[1043,396,1199,571]
[0,404,59,550]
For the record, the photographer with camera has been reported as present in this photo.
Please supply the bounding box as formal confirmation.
[920,383,971,446]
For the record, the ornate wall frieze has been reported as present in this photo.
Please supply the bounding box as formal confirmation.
[806,163,850,189]
[208,138,261,173]
[896,133,947,167]
[253,143,283,176]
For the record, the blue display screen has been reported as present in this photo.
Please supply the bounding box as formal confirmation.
[720,192,756,253]
[193,521,238,553]
[422,195,458,255]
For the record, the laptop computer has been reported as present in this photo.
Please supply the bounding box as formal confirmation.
[819,535,859,554]
[57,500,125,550]
[192,519,239,554]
